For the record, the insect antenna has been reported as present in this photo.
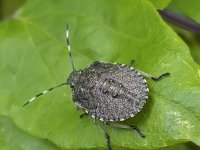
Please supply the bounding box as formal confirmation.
[23,82,68,107]
[23,25,74,107]
[66,24,76,71]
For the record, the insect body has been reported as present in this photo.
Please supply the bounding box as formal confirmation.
[68,61,148,122]
[23,25,170,150]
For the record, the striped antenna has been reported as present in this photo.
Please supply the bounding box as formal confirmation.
[23,82,67,107]
[66,24,76,70]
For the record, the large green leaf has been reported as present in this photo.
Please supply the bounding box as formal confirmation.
[148,0,171,9]
[0,0,200,149]
[0,115,63,150]
[161,142,200,150]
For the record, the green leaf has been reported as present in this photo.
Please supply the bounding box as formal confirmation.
[148,0,171,9]
[0,115,63,150]
[161,142,200,150]
[0,0,200,149]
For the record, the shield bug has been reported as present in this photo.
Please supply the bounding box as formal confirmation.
[23,24,170,150]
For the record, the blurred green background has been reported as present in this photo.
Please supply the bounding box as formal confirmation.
[0,0,25,21]
[0,0,200,150]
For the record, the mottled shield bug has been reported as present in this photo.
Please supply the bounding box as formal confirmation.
[23,24,170,150]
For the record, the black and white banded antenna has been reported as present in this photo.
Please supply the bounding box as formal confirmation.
[66,24,76,71]
[23,24,75,107]
[23,83,68,107]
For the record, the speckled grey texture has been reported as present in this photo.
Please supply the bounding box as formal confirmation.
[67,61,148,122]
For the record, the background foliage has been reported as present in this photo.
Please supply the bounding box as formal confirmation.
[0,0,200,149]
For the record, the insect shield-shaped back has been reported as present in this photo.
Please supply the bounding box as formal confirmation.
[68,61,149,122]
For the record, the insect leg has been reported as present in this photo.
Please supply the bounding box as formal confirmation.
[107,123,145,138]
[80,112,88,118]
[129,60,170,81]
[95,124,112,150]
[136,69,170,81]
[129,59,135,66]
